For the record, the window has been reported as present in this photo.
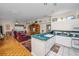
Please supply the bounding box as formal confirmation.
[66,15,76,20]
[14,25,25,31]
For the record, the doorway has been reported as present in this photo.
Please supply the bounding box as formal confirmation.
[46,24,51,32]
[0,26,3,34]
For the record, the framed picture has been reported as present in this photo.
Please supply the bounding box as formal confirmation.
[52,18,57,22]
[5,24,10,30]
[66,15,76,20]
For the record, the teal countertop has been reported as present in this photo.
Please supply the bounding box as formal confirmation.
[32,33,54,41]
[32,30,79,41]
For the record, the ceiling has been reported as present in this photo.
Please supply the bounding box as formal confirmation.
[0,3,79,22]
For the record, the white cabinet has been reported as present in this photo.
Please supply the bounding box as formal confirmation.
[51,21,73,31]
[62,37,72,47]
[31,38,45,56]
[31,37,55,56]
[51,20,79,31]
[55,36,72,47]
[55,36,63,44]
[73,20,79,31]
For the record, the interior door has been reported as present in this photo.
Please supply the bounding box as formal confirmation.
[0,26,3,34]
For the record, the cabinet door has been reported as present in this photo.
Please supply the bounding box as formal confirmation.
[62,37,71,47]
[31,38,46,56]
[55,36,63,44]
[55,36,71,47]
[49,37,55,47]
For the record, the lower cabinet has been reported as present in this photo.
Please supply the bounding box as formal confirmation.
[55,36,63,44]
[31,37,55,56]
[62,37,72,47]
[55,36,72,47]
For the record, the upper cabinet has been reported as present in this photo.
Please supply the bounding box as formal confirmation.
[51,10,79,31]
[51,19,79,31]
[51,20,73,31]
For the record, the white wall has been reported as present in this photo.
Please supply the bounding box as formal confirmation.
[1,20,14,34]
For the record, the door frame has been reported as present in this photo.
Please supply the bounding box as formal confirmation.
[0,26,3,34]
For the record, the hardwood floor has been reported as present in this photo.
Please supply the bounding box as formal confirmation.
[0,35,32,56]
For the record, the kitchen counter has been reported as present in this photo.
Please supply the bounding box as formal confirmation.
[32,30,79,41]
[32,33,54,41]
[31,33,55,56]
